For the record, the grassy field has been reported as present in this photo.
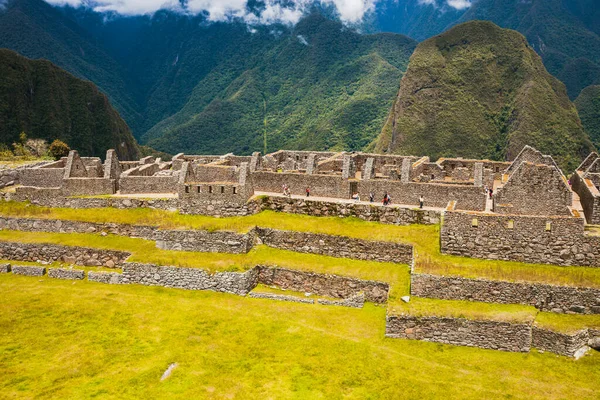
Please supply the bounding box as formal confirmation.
[1,274,599,399]
[2,202,600,288]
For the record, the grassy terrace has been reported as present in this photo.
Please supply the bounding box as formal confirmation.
[2,202,600,288]
[535,312,600,334]
[389,298,537,324]
[0,231,410,300]
[1,274,599,399]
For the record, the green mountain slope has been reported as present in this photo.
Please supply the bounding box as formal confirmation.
[143,14,416,155]
[456,0,600,99]
[0,0,143,134]
[0,49,140,159]
[376,21,594,171]
[575,85,600,149]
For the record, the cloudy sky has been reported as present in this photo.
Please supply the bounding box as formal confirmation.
[43,0,471,24]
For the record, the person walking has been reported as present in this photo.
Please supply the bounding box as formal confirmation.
[419,195,424,209]
[489,188,493,199]
[306,187,310,197]
[369,192,374,203]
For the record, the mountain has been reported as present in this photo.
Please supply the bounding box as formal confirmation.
[368,0,600,99]
[0,48,140,159]
[0,0,143,133]
[575,85,600,149]
[376,21,594,171]
[143,14,416,154]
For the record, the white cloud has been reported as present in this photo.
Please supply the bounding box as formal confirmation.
[43,0,382,23]
[446,0,472,9]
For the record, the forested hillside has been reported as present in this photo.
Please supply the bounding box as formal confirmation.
[369,0,600,100]
[377,21,593,171]
[0,49,139,159]
[576,85,600,149]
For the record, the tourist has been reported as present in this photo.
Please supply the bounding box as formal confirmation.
[419,195,424,209]
[369,192,374,203]
[351,192,360,202]
[489,188,493,199]
[484,185,489,195]
[383,192,389,206]
[306,187,310,197]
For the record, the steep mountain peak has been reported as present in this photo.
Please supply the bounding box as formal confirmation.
[376,20,594,171]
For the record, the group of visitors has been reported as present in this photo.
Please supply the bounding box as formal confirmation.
[484,185,494,199]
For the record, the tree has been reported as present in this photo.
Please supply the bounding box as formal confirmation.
[49,139,70,160]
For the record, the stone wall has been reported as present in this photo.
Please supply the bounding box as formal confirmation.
[441,211,600,267]
[356,180,486,211]
[19,166,64,188]
[411,273,600,314]
[385,315,532,352]
[48,268,85,280]
[62,178,115,196]
[257,266,389,303]
[119,176,178,194]
[0,241,129,267]
[0,263,10,273]
[11,265,46,276]
[253,171,350,198]
[88,271,124,284]
[571,171,600,225]
[120,262,259,295]
[532,327,591,358]
[253,196,441,225]
[256,228,412,264]
[495,162,572,216]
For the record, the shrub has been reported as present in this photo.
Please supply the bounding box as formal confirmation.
[48,140,70,160]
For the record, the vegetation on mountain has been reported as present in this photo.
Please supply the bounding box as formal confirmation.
[48,139,70,160]
[575,85,600,149]
[376,21,594,171]
[0,48,139,159]
[144,14,416,154]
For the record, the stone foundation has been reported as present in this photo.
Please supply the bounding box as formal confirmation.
[411,273,600,314]
[256,227,413,264]
[120,263,259,296]
[88,271,124,284]
[47,268,85,280]
[257,266,389,303]
[532,327,591,358]
[11,265,46,276]
[248,292,315,304]
[386,315,532,352]
[0,241,129,268]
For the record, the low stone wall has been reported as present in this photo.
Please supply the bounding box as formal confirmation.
[11,265,46,276]
[532,327,590,358]
[318,293,365,308]
[0,241,129,267]
[385,315,532,352]
[48,268,85,280]
[10,192,179,211]
[88,271,124,284]
[256,228,413,264]
[120,262,259,296]
[257,266,389,303]
[248,292,315,304]
[441,211,600,267]
[253,196,441,225]
[0,263,10,273]
[411,273,600,314]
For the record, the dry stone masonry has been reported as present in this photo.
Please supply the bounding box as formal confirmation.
[11,265,46,276]
[47,268,85,280]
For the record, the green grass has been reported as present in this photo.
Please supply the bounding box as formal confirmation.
[3,201,600,289]
[0,230,410,301]
[0,274,599,399]
[389,297,537,324]
[535,313,600,334]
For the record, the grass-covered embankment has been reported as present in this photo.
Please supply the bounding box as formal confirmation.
[1,274,599,399]
[2,202,600,289]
